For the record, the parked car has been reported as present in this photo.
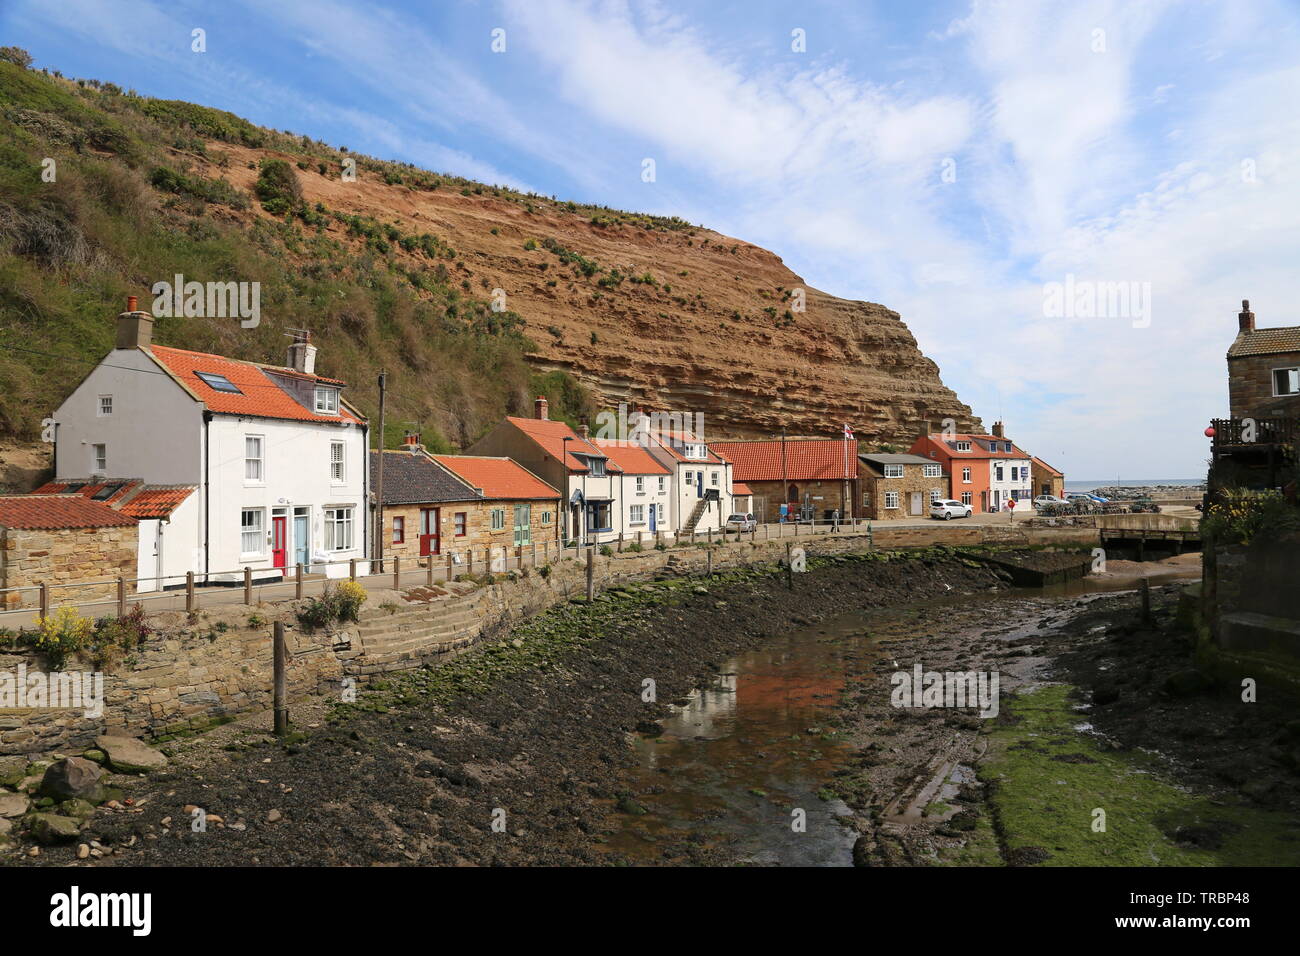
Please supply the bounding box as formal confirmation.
[1034,495,1068,507]
[1065,492,1099,503]
[725,512,756,531]
[930,499,973,520]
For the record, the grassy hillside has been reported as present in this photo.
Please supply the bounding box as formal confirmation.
[0,56,623,449]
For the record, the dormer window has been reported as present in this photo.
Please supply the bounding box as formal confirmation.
[683,443,707,459]
[955,441,971,452]
[588,457,607,477]
[314,386,340,414]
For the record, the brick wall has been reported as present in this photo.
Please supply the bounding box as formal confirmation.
[0,525,138,608]
[1229,350,1300,417]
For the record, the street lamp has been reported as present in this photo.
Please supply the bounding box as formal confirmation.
[562,436,574,546]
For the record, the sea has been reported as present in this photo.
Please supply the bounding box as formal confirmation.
[1064,478,1204,492]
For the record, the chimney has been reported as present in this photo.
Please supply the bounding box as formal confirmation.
[1238,299,1255,333]
[287,329,317,375]
[992,421,1005,438]
[534,396,549,420]
[578,421,589,440]
[403,431,420,448]
[115,296,153,349]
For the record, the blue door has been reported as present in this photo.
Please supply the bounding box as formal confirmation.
[293,513,309,566]
[649,504,657,532]
[696,472,703,497]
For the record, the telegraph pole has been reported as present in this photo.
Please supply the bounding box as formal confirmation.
[374,369,387,565]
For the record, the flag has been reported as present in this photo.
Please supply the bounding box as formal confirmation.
[843,423,854,440]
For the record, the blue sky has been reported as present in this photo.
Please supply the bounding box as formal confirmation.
[5,0,1300,478]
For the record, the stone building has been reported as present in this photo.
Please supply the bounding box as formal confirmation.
[857,453,949,519]
[710,438,858,522]
[1030,457,1065,499]
[1227,299,1300,419]
[0,495,138,608]
[370,448,558,569]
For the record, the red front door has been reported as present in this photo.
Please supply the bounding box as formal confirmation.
[271,516,287,570]
[419,508,440,556]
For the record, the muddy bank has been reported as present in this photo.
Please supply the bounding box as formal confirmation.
[7,549,1009,866]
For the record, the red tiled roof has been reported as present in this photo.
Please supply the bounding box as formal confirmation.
[33,479,140,505]
[710,439,857,481]
[504,417,623,473]
[118,486,196,518]
[0,495,137,530]
[915,434,1030,459]
[591,439,672,475]
[432,456,559,500]
[732,482,753,495]
[649,431,729,465]
[147,345,364,425]
[1030,456,1063,477]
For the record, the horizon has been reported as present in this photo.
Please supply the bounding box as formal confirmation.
[4,0,1297,478]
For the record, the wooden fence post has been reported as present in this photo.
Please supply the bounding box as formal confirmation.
[446,552,454,580]
[785,542,794,590]
[272,621,288,736]
[295,563,304,599]
[243,566,252,605]
[426,557,434,587]
[349,558,356,581]
[38,582,48,621]
[393,555,401,590]
[706,547,713,577]
[1140,577,1152,625]
[185,572,195,613]
[117,576,126,617]
[586,548,595,601]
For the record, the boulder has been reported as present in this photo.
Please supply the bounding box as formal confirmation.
[28,812,82,845]
[38,757,104,803]
[0,756,27,788]
[0,791,29,818]
[95,735,168,774]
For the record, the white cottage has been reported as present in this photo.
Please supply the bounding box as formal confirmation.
[645,430,733,534]
[48,300,370,584]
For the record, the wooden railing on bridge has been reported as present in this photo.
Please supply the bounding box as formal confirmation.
[1210,417,1298,448]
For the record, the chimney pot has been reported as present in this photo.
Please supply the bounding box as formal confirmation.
[115,301,153,349]
[1238,299,1255,333]
[534,396,549,420]
[578,421,589,440]
[287,330,318,374]
[992,421,1005,438]
[127,295,138,312]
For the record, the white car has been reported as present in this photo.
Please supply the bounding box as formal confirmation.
[725,512,756,531]
[1034,495,1068,506]
[930,499,972,520]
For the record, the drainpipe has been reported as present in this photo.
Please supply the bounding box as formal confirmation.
[202,410,212,583]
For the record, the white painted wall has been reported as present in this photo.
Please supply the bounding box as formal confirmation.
[134,491,202,592]
[567,469,620,545]
[672,460,731,532]
[53,348,202,484]
[989,458,1034,510]
[614,471,673,542]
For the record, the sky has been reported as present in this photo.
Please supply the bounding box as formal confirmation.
[4,0,1299,479]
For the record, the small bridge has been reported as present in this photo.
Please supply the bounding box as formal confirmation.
[1099,527,1202,559]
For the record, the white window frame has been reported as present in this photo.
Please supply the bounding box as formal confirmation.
[711,471,719,486]
[330,441,345,483]
[961,492,972,506]
[955,441,971,452]
[962,467,971,484]
[883,464,904,478]
[923,463,941,478]
[91,443,107,474]
[314,386,340,415]
[240,508,265,556]
[683,443,706,459]
[588,457,607,477]
[245,435,265,483]
[324,507,354,552]
[635,476,645,494]
[491,508,506,530]
[629,504,645,525]
[1273,366,1300,397]
[97,395,113,417]
[541,510,552,525]
[930,488,942,502]
[884,491,900,510]
[658,476,666,493]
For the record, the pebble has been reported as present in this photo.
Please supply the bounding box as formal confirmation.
[266,809,283,823]
[76,844,90,859]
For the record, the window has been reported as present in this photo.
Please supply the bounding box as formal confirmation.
[454,512,467,536]
[995,466,1004,482]
[930,489,942,502]
[325,507,353,551]
[491,508,506,530]
[923,463,941,478]
[884,491,900,509]
[513,503,531,546]
[684,470,693,483]
[635,476,645,494]
[588,457,607,477]
[883,464,904,478]
[630,504,645,524]
[392,516,404,543]
[1273,367,1299,396]
[92,443,107,474]
[586,501,612,530]
[97,395,113,416]
[862,492,870,507]
[962,467,971,483]
[683,443,706,459]
[961,492,972,506]
[1004,442,1012,453]
[658,477,666,493]
[955,441,971,452]
[240,509,264,555]
[314,386,340,414]
[711,471,719,486]
[245,436,264,482]
[195,371,241,394]
[541,510,552,525]
[91,483,124,501]
[330,441,345,482]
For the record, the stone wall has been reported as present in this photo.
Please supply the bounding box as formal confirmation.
[860,468,948,520]
[1228,350,1300,418]
[0,522,1100,756]
[382,498,560,565]
[0,525,138,608]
